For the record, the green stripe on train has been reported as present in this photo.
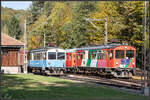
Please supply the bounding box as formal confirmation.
[124,59,132,68]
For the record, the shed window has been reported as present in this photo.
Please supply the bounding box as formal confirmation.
[115,50,124,59]
[126,50,134,59]
[1,49,8,55]
[48,52,56,59]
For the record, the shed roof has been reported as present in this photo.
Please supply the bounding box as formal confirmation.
[1,33,24,47]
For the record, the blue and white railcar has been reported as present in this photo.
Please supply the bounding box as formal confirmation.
[28,47,65,75]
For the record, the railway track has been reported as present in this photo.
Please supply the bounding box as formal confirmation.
[33,71,144,94]
[57,73,142,92]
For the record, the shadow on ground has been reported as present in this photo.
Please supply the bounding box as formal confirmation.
[1,74,148,100]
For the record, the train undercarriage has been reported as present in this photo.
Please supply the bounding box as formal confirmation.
[28,66,136,78]
[28,67,65,75]
[65,67,136,78]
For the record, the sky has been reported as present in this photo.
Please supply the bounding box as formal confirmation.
[1,1,32,10]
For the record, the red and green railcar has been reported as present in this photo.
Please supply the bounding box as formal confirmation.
[66,44,136,77]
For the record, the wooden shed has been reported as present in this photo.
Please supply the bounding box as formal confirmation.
[1,33,24,74]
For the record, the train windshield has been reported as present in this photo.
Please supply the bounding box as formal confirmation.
[126,50,134,59]
[48,52,56,59]
[115,50,124,59]
[58,52,65,59]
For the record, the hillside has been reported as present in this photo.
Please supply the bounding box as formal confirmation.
[1,7,29,40]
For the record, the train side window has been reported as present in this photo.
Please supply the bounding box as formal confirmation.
[33,53,36,60]
[108,50,113,59]
[37,53,40,60]
[78,53,80,59]
[88,51,90,59]
[66,53,68,59]
[91,51,93,59]
[97,51,101,59]
[80,53,83,59]
[83,52,85,59]
[115,50,124,59]
[27,53,32,60]
[102,53,105,60]
[48,52,56,59]
[58,52,65,60]
[42,52,46,60]
[69,54,71,60]
[93,51,97,59]
[126,50,134,59]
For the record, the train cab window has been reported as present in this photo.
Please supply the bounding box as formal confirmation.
[48,52,56,59]
[58,52,65,59]
[126,50,134,59]
[115,50,124,59]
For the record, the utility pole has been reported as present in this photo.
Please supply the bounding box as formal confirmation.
[85,18,108,45]
[24,20,27,73]
[144,1,147,87]
[143,1,149,96]
[104,18,108,45]
[44,34,46,47]
[149,2,150,98]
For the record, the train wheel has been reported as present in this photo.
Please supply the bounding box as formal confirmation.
[60,70,64,75]
[129,72,132,77]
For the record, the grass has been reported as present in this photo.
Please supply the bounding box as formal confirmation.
[1,74,148,99]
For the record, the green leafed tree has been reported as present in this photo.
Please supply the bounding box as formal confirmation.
[7,15,22,40]
[61,2,97,48]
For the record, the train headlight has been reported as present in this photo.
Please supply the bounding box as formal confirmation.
[132,62,135,65]
[116,62,118,65]
[48,62,51,65]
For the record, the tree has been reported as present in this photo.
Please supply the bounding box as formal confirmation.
[116,1,144,68]
[7,15,22,40]
[62,2,97,48]
[27,1,45,25]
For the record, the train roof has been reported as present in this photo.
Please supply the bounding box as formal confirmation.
[29,47,65,53]
[66,43,130,52]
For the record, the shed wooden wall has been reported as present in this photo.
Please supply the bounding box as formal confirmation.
[2,49,19,66]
